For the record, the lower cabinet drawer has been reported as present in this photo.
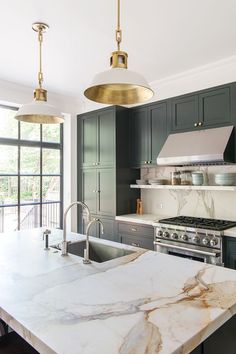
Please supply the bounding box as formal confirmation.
[120,234,154,250]
[118,222,154,238]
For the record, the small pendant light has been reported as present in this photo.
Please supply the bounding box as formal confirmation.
[15,23,64,124]
[84,0,154,105]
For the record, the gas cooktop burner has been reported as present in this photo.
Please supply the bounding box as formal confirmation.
[158,216,236,231]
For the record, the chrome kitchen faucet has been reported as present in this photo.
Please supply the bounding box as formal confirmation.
[61,201,91,256]
[83,219,104,264]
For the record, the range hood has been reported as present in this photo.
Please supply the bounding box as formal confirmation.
[157,125,235,166]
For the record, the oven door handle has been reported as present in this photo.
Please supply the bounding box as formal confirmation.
[154,240,220,257]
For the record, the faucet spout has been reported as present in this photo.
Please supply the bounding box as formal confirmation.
[83,219,104,264]
[61,201,91,256]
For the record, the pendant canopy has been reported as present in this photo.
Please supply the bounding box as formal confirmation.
[84,0,153,105]
[15,23,64,124]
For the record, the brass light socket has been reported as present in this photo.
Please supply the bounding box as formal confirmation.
[110,51,128,69]
[34,88,47,102]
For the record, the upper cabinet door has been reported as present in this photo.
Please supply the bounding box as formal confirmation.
[171,95,199,132]
[130,107,150,167]
[81,114,98,168]
[199,87,231,128]
[98,110,115,167]
[149,102,168,164]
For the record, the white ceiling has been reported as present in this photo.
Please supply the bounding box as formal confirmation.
[1,0,236,98]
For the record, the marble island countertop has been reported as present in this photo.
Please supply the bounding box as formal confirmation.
[1,229,236,354]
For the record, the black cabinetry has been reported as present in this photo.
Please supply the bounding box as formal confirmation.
[223,236,236,269]
[130,101,170,167]
[78,106,140,242]
[117,221,154,250]
[171,85,233,132]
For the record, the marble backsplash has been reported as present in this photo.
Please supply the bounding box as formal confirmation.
[140,165,236,221]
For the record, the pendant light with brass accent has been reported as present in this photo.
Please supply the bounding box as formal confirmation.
[15,23,64,124]
[84,0,154,105]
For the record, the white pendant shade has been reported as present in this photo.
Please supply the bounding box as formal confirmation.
[15,100,64,124]
[84,67,154,105]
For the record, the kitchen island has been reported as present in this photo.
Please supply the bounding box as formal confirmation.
[0,229,236,354]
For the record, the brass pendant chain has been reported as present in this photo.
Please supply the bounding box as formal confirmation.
[116,0,122,51]
[38,26,43,89]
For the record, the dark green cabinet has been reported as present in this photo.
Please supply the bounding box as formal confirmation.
[80,109,115,168]
[82,168,115,216]
[78,106,140,235]
[130,107,149,166]
[117,221,154,250]
[223,236,236,269]
[130,102,169,167]
[82,169,97,214]
[172,94,199,131]
[81,214,117,241]
[171,85,232,132]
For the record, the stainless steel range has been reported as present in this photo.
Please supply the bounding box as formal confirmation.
[153,216,236,265]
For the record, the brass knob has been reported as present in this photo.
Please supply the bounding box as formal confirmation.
[144,161,147,164]
[194,123,198,127]
[198,122,203,126]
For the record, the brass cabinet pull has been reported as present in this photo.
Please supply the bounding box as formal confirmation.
[194,123,198,127]
[198,122,203,126]
[148,160,152,164]
[131,227,137,232]
[131,242,140,247]
[144,161,147,164]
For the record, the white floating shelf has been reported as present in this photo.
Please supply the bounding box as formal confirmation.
[130,184,236,191]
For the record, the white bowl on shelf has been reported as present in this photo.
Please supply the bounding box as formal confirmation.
[214,173,236,186]
[136,180,148,185]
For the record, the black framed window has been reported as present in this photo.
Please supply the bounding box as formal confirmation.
[0,105,63,232]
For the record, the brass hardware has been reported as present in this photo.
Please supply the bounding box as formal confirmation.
[110,51,128,69]
[92,162,96,166]
[144,161,147,164]
[131,242,140,247]
[131,228,137,232]
[194,123,198,127]
[148,160,152,164]
[198,122,203,126]
[34,88,47,102]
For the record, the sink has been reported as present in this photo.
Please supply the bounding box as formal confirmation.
[52,240,135,263]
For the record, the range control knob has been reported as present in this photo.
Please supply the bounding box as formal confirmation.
[157,229,163,237]
[192,235,200,243]
[181,234,188,241]
[163,231,170,238]
[210,238,218,247]
[171,232,178,240]
[202,237,210,246]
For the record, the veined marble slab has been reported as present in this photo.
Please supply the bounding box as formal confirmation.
[0,228,236,354]
[115,213,167,225]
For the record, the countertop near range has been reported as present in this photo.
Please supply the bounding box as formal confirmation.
[115,213,166,225]
[224,226,236,238]
[1,229,236,354]
[115,214,236,238]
